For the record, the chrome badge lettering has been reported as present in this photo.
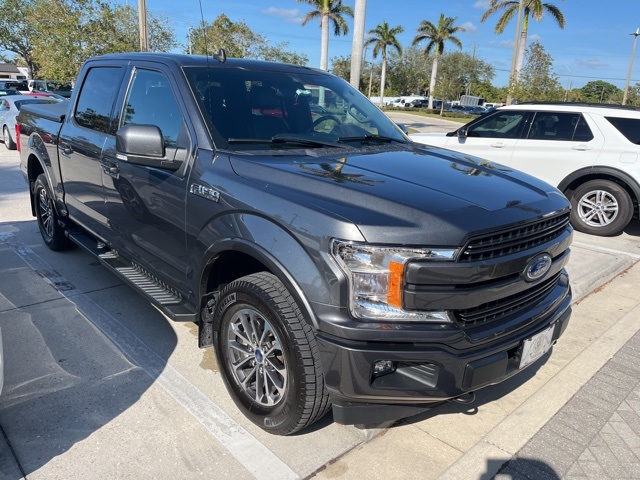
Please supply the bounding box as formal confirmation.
[190,183,220,203]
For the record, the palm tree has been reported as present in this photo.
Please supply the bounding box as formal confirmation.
[481,1,565,78]
[298,0,354,71]
[412,14,465,110]
[364,22,403,108]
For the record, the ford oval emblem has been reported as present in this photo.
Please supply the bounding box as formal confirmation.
[524,254,552,282]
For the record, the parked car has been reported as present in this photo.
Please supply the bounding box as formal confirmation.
[0,80,28,93]
[28,80,73,98]
[411,102,640,236]
[0,95,61,149]
[0,89,20,97]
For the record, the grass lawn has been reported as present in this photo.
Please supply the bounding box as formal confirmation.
[383,108,474,124]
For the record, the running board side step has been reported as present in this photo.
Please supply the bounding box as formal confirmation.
[65,229,197,322]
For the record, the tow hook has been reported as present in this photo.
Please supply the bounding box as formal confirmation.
[450,391,475,405]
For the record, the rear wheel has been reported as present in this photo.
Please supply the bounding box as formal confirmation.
[3,126,15,150]
[34,174,71,250]
[214,272,330,435]
[569,180,633,236]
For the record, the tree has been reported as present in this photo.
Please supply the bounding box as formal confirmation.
[481,0,565,79]
[189,14,262,58]
[298,0,353,71]
[386,46,431,96]
[260,42,309,65]
[510,41,564,102]
[31,0,176,83]
[0,0,39,78]
[188,14,306,65]
[412,13,465,109]
[580,80,622,104]
[365,22,403,107]
[435,52,495,104]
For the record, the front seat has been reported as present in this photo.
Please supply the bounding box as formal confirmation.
[249,86,289,138]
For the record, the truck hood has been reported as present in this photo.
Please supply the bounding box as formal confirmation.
[229,145,569,245]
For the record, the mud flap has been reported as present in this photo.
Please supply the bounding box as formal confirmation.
[198,292,219,348]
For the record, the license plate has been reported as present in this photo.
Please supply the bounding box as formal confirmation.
[519,324,555,369]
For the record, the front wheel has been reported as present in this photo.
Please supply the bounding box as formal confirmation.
[3,126,15,150]
[214,273,330,435]
[570,180,634,236]
[34,174,71,250]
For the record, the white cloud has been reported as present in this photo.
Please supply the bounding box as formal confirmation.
[473,0,491,9]
[576,59,609,68]
[461,21,477,32]
[262,7,305,24]
[528,34,543,42]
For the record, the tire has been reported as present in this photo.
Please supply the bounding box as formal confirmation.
[569,180,634,236]
[3,125,16,150]
[34,174,71,251]
[214,272,330,435]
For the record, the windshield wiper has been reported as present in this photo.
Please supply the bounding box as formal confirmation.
[227,135,342,148]
[337,134,407,144]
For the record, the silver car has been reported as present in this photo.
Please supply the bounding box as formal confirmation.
[0,95,62,150]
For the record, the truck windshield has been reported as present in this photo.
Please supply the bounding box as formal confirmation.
[184,65,407,149]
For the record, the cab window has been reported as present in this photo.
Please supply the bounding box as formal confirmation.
[122,68,189,150]
[74,67,123,133]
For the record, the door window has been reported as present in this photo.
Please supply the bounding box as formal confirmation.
[122,69,188,149]
[526,112,592,141]
[74,67,123,133]
[465,111,526,138]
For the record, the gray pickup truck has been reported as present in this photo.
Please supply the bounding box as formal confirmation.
[17,52,573,435]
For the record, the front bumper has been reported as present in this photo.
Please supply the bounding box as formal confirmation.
[316,284,572,425]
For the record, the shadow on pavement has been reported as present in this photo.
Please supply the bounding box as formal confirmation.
[0,220,178,476]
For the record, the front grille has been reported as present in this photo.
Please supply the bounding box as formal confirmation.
[460,212,571,262]
[454,272,562,328]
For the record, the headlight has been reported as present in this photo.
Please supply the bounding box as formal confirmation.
[331,240,458,322]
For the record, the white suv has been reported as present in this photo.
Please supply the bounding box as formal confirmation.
[410,103,640,236]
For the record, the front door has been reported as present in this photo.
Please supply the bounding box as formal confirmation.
[102,66,193,296]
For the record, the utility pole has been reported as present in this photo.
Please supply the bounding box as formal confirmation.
[138,0,149,52]
[350,0,367,90]
[623,28,640,105]
[506,0,524,105]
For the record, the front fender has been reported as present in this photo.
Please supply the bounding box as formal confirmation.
[195,214,363,331]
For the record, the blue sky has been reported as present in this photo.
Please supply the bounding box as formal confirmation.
[128,0,638,89]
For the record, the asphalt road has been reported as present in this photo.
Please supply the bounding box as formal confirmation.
[1,118,640,479]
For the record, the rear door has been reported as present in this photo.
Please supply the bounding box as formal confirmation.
[59,63,125,240]
[508,111,604,187]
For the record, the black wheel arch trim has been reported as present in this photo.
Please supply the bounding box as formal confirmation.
[558,166,640,202]
[198,237,324,332]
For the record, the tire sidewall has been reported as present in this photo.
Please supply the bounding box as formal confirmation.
[214,284,302,432]
[34,175,56,247]
[570,181,633,236]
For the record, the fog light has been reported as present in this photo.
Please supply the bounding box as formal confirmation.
[373,360,396,378]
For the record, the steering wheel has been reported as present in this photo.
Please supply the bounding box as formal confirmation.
[310,114,342,131]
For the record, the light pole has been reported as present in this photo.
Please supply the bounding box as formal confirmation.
[623,28,640,105]
[560,65,572,102]
[138,0,149,52]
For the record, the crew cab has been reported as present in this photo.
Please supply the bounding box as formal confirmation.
[17,53,572,435]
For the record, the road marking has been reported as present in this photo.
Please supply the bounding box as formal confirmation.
[572,240,640,260]
[0,232,298,480]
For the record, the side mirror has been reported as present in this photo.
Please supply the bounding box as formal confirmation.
[396,123,408,134]
[116,124,181,170]
[117,124,164,158]
[457,127,469,138]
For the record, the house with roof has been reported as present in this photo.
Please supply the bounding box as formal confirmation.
[0,64,27,81]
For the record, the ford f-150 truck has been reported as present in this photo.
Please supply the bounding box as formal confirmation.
[17,53,572,435]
